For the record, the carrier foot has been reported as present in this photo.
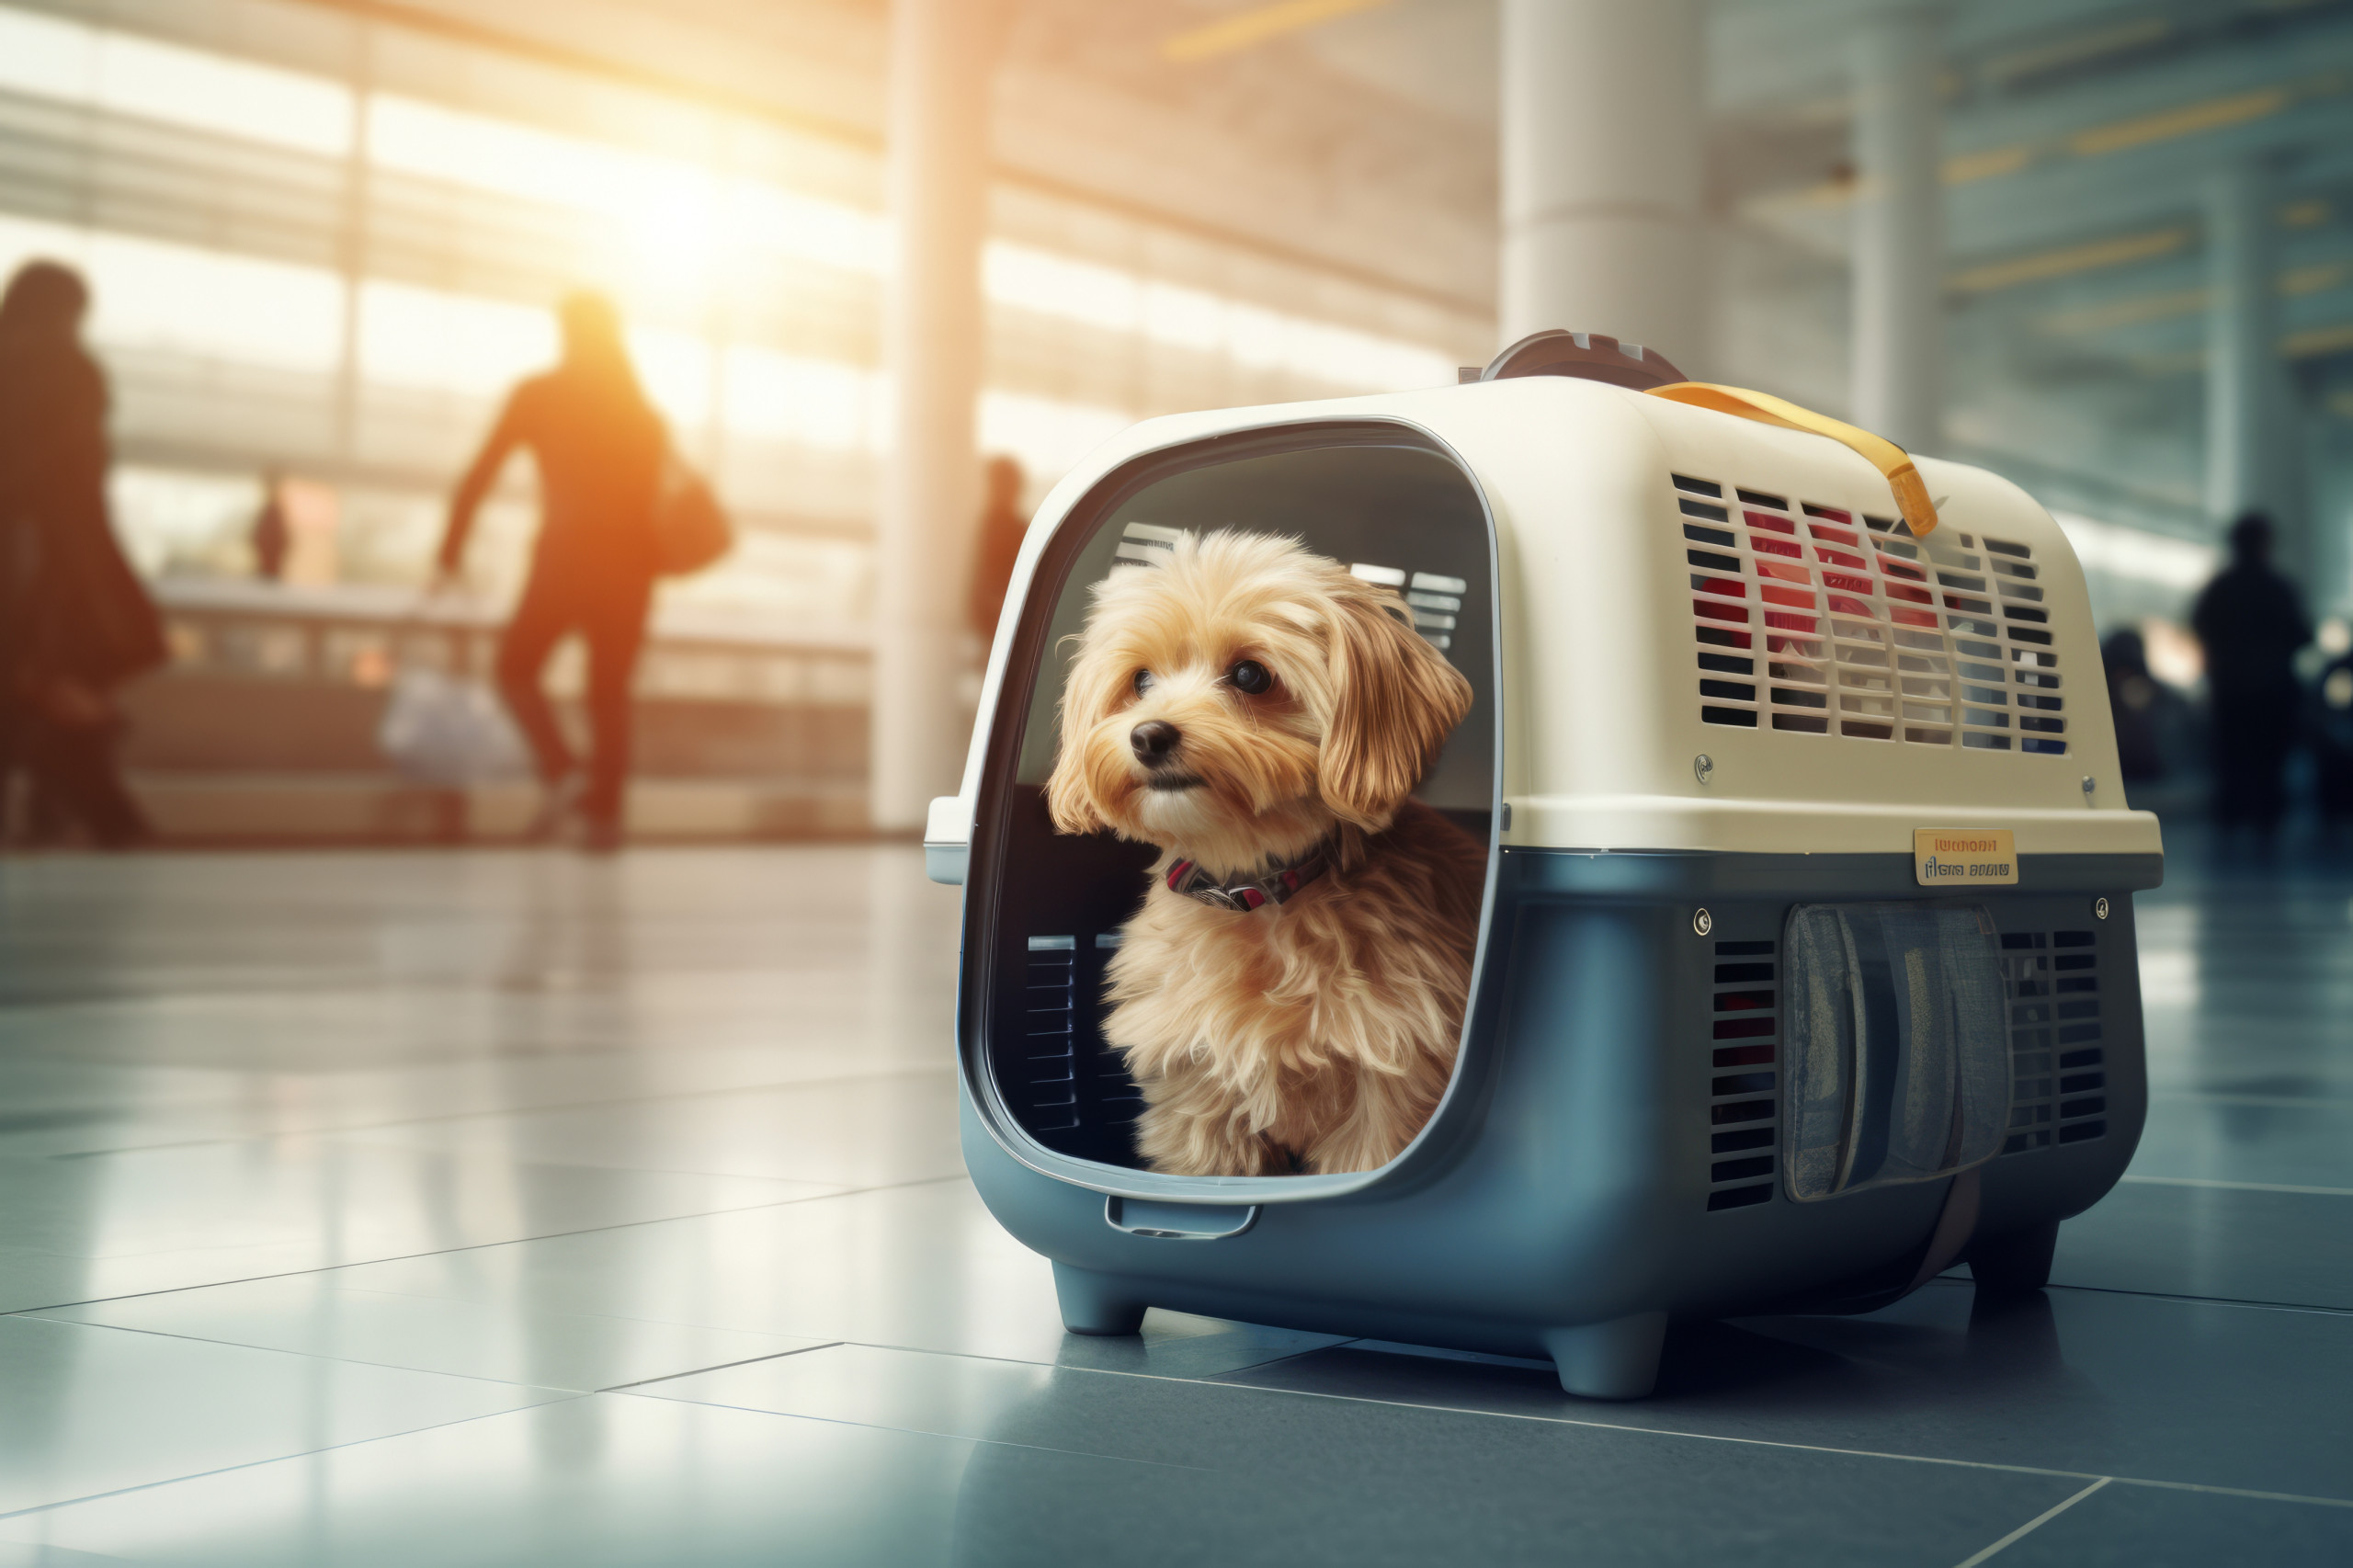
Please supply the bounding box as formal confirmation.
[1966,1219,2061,1296]
[1052,1263,1146,1335]
[1542,1312,1666,1400]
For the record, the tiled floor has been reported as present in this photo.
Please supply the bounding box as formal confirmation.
[0,835,2347,1565]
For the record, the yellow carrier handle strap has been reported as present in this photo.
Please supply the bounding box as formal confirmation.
[1643,381,1938,539]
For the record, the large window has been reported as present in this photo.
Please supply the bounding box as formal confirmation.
[0,0,1483,626]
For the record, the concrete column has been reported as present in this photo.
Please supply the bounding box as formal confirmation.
[1848,6,1944,453]
[332,23,374,460]
[870,0,1006,833]
[1498,0,1705,365]
[2205,158,2281,529]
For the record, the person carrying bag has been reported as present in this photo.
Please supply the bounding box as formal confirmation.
[437,292,731,852]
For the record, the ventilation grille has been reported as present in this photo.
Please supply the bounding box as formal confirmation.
[1110,522,1463,653]
[1673,475,2067,756]
[1019,932,1144,1142]
[1998,929,2106,1153]
[1707,938,1779,1210]
[1023,936,1082,1131]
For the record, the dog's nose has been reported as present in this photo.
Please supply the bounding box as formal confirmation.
[1130,720,1181,765]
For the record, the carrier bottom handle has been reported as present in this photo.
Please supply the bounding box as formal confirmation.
[1543,1312,1667,1401]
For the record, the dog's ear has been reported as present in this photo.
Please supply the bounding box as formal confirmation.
[1318,586,1475,830]
[1044,642,1114,835]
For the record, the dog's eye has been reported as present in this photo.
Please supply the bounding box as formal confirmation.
[1227,659,1274,696]
[1132,669,1155,695]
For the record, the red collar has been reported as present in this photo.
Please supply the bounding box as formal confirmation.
[1165,843,1330,912]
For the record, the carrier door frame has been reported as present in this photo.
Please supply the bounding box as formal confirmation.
[957,415,1507,1206]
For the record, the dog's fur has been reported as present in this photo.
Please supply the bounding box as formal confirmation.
[1046,530,1484,1176]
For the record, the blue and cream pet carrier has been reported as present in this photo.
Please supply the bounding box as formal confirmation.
[925,332,2161,1399]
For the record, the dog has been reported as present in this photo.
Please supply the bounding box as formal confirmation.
[1046,529,1485,1176]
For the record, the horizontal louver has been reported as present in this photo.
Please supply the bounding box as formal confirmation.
[1674,475,2068,757]
[1998,929,2107,1153]
[1707,938,1779,1211]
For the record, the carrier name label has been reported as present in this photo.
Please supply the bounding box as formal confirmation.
[1914,829,2018,887]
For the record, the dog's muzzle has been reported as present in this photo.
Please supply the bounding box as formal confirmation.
[1131,720,1181,765]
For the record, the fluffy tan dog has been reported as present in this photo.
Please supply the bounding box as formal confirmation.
[1046,529,1485,1176]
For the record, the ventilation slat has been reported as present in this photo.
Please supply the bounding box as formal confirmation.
[1705,937,1779,1210]
[1679,479,2068,756]
[2002,926,2103,1154]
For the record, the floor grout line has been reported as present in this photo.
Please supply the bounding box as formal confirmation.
[1949,1477,2112,1568]
[598,1342,843,1392]
[0,1394,596,1526]
[0,1173,969,1319]
[926,1346,2353,1511]
[2120,1174,2353,1199]
[1,1314,590,1395]
[2041,1282,2353,1318]
[598,1388,1222,1473]
[39,1064,958,1161]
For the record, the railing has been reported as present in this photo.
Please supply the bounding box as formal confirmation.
[121,577,874,840]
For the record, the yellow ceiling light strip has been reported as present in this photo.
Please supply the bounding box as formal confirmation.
[1786,76,2324,213]
[1982,17,2173,86]
[1645,383,1939,538]
[2284,321,2353,358]
[1951,227,2189,293]
[1943,144,2031,185]
[2282,261,2350,297]
[2041,288,2209,337]
[1160,0,1394,64]
[2069,85,2290,156]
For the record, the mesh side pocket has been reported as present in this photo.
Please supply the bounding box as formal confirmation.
[1783,903,2009,1202]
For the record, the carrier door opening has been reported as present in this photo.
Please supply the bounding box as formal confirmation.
[972,430,1497,1176]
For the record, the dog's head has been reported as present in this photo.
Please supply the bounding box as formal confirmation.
[1045,529,1473,875]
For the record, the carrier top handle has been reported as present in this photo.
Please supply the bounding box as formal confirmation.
[1472,333,1939,539]
[1643,382,1940,540]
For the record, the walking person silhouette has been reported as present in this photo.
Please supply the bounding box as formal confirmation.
[438,293,664,851]
[0,260,165,846]
[2191,512,2313,842]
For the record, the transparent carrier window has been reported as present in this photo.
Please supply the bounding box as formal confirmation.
[1782,903,2011,1202]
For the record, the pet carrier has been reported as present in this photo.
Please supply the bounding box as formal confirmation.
[926,331,2161,1399]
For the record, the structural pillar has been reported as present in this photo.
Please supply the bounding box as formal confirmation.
[332,21,374,460]
[1498,0,1706,365]
[870,0,1006,833]
[2205,158,2283,532]
[1849,6,1945,453]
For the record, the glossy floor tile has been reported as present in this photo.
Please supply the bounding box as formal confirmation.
[0,835,2346,1562]
[1983,1480,2353,1567]
[2044,1178,2353,1310]
[338,1068,967,1187]
[33,1274,836,1393]
[0,1313,567,1516]
[1217,1281,2353,1500]
[0,1137,837,1314]
[3,1381,2092,1567]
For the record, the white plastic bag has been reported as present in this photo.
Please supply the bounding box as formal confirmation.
[378,665,530,787]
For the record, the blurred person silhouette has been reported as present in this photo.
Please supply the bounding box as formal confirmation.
[967,454,1028,641]
[251,469,289,582]
[2099,628,2165,785]
[437,292,664,852]
[0,260,165,847]
[2190,511,2312,837]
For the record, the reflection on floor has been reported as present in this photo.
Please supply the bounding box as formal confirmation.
[0,834,2347,1565]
